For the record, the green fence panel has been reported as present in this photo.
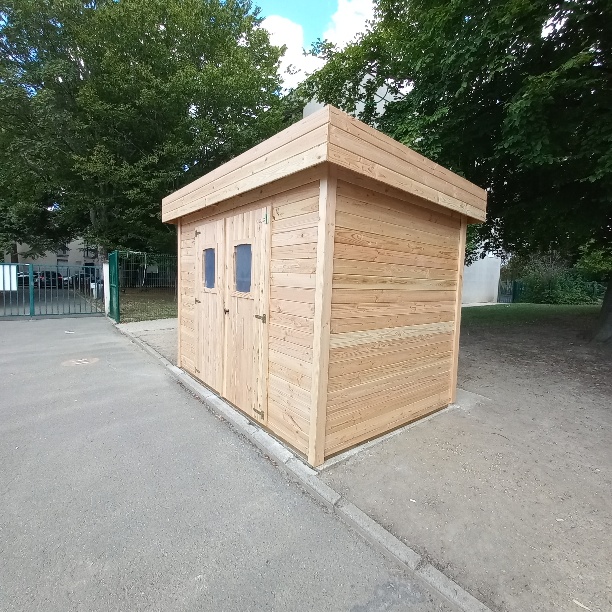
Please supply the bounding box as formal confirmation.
[109,251,120,323]
[28,264,34,315]
[1,262,104,317]
[116,251,177,323]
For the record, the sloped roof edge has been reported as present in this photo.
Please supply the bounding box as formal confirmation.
[162,106,487,223]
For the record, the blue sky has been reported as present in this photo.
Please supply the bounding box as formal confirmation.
[255,0,374,89]
[254,0,338,47]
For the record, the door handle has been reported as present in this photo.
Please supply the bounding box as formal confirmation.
[224,308,229,314]
[255,314,266,323]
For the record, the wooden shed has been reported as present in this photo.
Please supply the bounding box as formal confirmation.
[162,106,487,467]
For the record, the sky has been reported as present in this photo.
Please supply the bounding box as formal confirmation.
[254,0,375,89]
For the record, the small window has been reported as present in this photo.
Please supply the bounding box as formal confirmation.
[235,244,252,293]
[203,248,215,289]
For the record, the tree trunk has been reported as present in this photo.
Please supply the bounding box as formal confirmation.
[9,243,19,263]
[594,280,612,343]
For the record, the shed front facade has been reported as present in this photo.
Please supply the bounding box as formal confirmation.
[162,106,487,467]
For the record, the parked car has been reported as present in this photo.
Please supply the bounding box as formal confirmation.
[36,271,63,287]
[64,270,101,287]
[17,272,30,286]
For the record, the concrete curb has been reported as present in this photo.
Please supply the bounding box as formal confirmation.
[115,323,493,612]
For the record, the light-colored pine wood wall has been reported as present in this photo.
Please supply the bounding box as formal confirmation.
[324,179,463,457]
[178,219,198,376]
[267,181,321,455]
[177,173,322,456]
[176,165,472,464]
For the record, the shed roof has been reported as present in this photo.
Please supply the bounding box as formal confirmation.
[162,105,487,224]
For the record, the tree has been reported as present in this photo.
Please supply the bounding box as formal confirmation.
[0,0,287,256]
[301,0,612,341]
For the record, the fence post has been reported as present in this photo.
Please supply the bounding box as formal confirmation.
[28,264,35,316]
[103,262,110,315]
[108,251,120,323]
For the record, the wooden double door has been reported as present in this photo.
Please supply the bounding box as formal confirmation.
[194,206,270,422]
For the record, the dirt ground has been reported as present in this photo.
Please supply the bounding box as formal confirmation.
[321,306,612,612]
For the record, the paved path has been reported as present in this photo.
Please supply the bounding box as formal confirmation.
[120,316,612,612]
[0,318,454,612]
[117,318,177,364]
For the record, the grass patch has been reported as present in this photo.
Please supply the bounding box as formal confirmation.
[119,289,177,323]
[461,303,600,326]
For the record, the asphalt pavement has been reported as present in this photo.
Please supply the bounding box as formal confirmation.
[0,317,455,612]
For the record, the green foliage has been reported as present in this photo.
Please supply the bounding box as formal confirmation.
[574,243,612,282]
[514,254,605,305]
[303,0,612,260]
[464,225,482,265]
[0,0,287,255]
[520,273,603,305]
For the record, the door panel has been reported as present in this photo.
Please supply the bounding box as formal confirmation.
[195,218,225,392]
[223,207,270,421]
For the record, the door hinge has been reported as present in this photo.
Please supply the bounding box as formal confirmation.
[253,408,265,419]
[195,298,201,304]
[194,230,201,236]
[255,313,266,323]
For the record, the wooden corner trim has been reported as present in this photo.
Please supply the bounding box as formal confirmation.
[450,216,467,403]
[308,167,337,466]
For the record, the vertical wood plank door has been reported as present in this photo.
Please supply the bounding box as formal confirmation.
[223,206,271,422]
[195,219,225,392]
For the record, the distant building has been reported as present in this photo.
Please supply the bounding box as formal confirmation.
[304,81,398,122]
[462,255,501,304]
[4,239,99,273]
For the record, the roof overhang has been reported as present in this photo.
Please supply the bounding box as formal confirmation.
[162,106,487,224]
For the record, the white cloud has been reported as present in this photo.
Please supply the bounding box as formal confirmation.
[263,15,325,91]
[263,1,374,90]
[324,0,374,48]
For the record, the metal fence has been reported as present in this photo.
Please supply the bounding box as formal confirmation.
[1,263,104,317]
[498,280,524,303]
[109,251,177,323]
[498,279,606,304]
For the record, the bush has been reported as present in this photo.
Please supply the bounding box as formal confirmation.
[520,269,604,305]
[502,251,607,305]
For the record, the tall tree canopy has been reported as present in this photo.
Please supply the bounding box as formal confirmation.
[302,0,612,339]
[0,0,288,255]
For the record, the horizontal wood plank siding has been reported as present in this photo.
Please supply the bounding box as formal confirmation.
[178,218,198,376]
[266,181,321,455]
[168,106,486,466]
[325,180,462,457]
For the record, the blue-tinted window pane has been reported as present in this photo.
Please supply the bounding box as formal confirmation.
[235,244,252,293]
[204,248,215,289]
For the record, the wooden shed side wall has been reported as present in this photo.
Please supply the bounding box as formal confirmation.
[178,218,198,376]
[267,181,321,454]
[324,179,462,457]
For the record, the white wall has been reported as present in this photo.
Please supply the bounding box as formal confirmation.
[303,82,394,121]
[462,256,501,304]
[5,239,99,270]
[103,262,110,315]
